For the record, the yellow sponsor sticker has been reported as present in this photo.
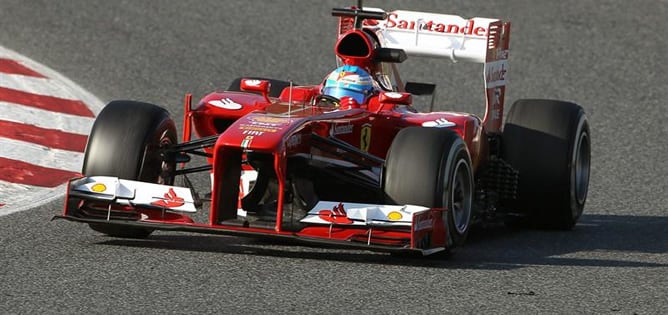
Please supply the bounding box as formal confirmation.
[387,211,403,221]
[91,183,107,193]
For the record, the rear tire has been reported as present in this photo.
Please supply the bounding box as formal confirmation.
[384,127,474,249]
[502,99,590,229]
[83,100,177,238]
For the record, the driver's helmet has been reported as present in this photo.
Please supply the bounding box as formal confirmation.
[322,65,374,104]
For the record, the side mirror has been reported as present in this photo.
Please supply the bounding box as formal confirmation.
[379,91,412,104]
[373,92,412,113]
[405,82,436,112]
[240,79,271,102]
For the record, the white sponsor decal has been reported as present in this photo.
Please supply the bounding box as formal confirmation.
[384,92,404,99]
[209,98,243,110]
[422,118,455,128]
[244,79,262,87]
[485,59,508,88]
[242,130,264,136]
[415,217,434,231]
[384,12,489,37]
[333,124,353,135]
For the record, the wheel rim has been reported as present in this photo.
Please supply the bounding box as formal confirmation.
[574,131,590,205]
[450,159,473,235]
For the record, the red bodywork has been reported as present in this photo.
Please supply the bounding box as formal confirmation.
[175,84,467,250]
[59,6,512,255]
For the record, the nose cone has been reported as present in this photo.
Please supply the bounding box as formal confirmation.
[216,114,299,152]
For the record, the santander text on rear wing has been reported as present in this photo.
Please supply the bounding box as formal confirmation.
[373,11,508,64]
[341,8,512,133]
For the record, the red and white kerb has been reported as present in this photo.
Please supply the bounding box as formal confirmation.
[0,46,104,216]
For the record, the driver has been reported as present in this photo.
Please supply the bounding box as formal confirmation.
[321,65,376,108]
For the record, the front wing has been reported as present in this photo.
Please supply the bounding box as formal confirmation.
[57,176,449,256]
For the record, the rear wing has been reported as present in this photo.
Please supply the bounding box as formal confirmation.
[338,8,511,132]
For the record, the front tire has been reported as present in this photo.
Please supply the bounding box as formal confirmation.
[83,100,177,238]
[384,127,474,249]
[502,99,591,229]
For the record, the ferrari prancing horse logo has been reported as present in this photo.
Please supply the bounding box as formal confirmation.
[360,123,371,152]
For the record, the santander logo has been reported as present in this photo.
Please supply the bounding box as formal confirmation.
[318,203,353,224]
[151,188,185,208]
[384,12,487,37]
[485,60,507,86]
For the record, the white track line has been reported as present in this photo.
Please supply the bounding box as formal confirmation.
[0,101,94,135]
[0,46,104,116]
[0,72,83,100]
[0,137,84,173]
[0,45,105,217]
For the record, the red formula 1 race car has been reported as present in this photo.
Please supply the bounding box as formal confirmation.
[55,4,591,256]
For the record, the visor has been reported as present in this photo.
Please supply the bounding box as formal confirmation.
[322,87,367,104]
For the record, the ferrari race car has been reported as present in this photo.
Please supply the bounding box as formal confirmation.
[55,4,591,256]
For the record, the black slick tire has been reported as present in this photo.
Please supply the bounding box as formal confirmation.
[83,100,177,238]
[502,99,591,229]
[384,127,474,250]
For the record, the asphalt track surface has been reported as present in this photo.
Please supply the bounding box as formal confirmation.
[1,0,666,313]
